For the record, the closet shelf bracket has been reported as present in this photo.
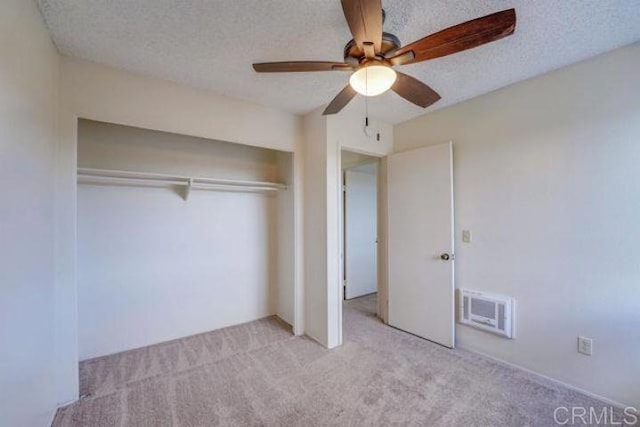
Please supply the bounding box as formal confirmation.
[184,177,194,201]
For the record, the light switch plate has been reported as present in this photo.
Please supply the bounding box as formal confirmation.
[578,336,593,356]
[462,230,472,243]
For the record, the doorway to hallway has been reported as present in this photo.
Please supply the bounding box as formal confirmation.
[341,150,378,302]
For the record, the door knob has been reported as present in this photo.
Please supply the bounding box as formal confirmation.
[440,253,453,261]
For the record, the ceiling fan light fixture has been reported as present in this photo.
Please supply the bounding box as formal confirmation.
[349,65,397,96]
[253,4,516,115]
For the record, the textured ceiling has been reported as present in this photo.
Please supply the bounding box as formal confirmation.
[38,0,640,124]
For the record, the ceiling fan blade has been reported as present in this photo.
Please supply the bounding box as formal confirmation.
[323,85,358,115]
[392,72,441,108]
[253,61,354,72]
[341,0,383,53]
[388,9,516,65]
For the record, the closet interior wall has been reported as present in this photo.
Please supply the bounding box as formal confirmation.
[76,119,294,360]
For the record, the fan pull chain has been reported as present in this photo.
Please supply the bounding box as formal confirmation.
[365,67,369,125]
[362,68,381,142]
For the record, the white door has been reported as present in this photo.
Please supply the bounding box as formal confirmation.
[344,168,378,299]
[387,142,455,348]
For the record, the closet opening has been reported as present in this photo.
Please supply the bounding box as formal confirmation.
[75,119,296,361]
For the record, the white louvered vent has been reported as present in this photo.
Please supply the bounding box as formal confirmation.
[459,289,515,339]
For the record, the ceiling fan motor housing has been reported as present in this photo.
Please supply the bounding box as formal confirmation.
[343,32,401,65]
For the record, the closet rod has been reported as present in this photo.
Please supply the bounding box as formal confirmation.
[77,167,287,192]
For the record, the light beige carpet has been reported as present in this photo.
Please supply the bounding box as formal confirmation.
[53,295,624,426]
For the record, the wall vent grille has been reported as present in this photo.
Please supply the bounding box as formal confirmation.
[459,289,515,339]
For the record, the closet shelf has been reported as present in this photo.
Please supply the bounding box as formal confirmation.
[77,168,287,198]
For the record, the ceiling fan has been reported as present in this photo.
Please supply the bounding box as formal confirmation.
[253,1,516,115]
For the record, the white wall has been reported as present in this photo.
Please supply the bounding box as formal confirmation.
[55,56,304,396]
[0,0,60,425]
[77,120,287,359]
[60,57,300,152]
[327,97,394,157]
[377,157,389,322]
[302,109,329,345]
[394,43,640,407]
[54,101,79,407]
[303,103,393,348]
[77,119,280,181]
[276,152,295,325]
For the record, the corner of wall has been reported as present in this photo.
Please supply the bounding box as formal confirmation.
[54,107,79,406]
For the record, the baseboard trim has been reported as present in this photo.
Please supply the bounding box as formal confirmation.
[49,397,79,426]
[47,407,57,427]
[456,344,632,410]
[57,397,78,408]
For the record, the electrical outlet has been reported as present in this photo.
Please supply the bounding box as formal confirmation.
[462,230,472,243]
[578,336,593,356]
